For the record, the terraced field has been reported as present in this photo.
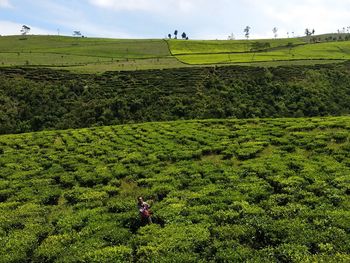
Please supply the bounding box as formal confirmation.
[169,38,350,65]
[1,117,350,262]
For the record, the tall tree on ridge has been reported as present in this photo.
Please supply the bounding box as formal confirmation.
[272,27,278,38]
[21,25,30,35]
[244,26,251,40]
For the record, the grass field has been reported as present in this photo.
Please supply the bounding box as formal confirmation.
[1,35,350,72]
[0,35,184,72]
[1,116,350,262]
[169,38,350,65]
[168,38,307,55]
[0,35,170,57]
[54,57,189,73]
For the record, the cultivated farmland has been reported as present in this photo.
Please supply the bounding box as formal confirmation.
[0,36,184,72]
[0,117,350,262]
[1,63,350,134]
[2,35,350,72]
[1,33,350,262]
[169,38,350,65]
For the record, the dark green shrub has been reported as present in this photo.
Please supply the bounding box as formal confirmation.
[272,243,310,263]
[82,245,132,263]
[2,229,40,263]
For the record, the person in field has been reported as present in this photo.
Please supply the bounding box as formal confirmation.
[137,196,152,225]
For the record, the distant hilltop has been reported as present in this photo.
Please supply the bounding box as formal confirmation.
[1,34,350,73]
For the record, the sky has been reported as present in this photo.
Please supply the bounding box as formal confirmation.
[1,0,350,39]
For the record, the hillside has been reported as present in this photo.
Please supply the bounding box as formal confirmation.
[170,38,350,65]
[1,62,350,134]
[1,116,349,262]
[0,35,184,72]
[1,35,350,72]
[169,38,306,55]
[1,33,350,263]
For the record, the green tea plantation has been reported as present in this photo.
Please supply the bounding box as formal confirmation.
[1,62,350,134]
[168,37,350,66]
[1,117,350,262]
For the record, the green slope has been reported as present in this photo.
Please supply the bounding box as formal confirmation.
[0,36,170,57]
[168,37,350,65]
[169,38,306,55]
[2,35,350,72]
[0,35,185,72]
[1,117,350,262]
[1,63,350,134]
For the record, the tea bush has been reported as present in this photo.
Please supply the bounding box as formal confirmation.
[1,63,350,134]
[0,117,349,262]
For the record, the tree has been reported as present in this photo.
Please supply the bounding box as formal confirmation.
[272,27,278,38]
[305,28,311,36]
[305,28,314,43]
[181,32,187,39]
[21,25,30,35]
[228,33,235,40]
[168,34,172,39]
[174,30,178,39]
[73,31,82,37]
[244,26,251,40]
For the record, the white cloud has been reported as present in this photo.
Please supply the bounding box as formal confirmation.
[87,0,350,39]
[246,0,350,36]
[3,0,350,39]
[55,18,135,38]
[89,0,196,13]
[20,0,134,38]
[0,21,56,35]
[0,0,12,8]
